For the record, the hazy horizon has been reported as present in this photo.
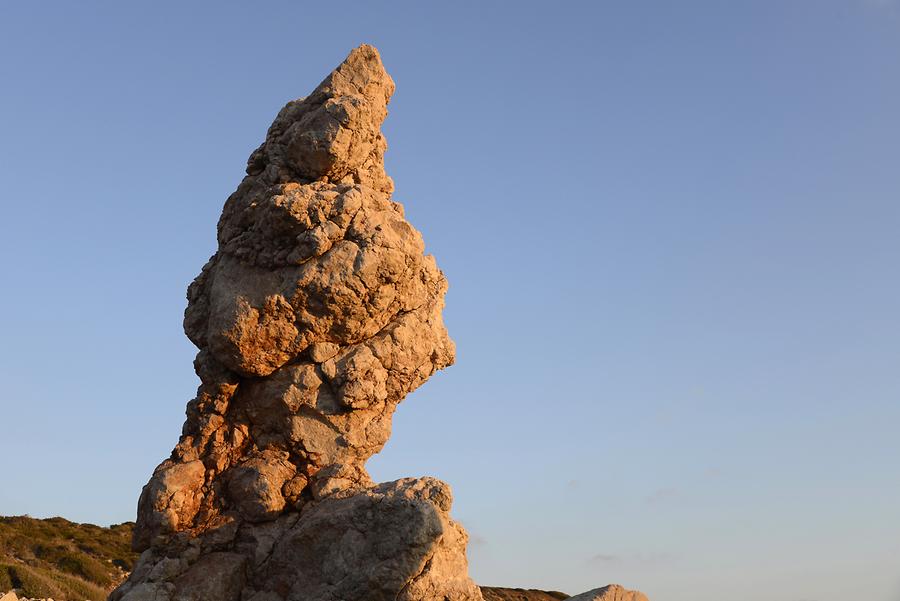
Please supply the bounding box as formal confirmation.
[1,2,899,600]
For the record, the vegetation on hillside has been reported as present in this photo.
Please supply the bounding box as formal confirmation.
[0,515,137,601]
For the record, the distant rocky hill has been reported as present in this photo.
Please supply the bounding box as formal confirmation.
[481,587,569,601]
[0,516,136,601]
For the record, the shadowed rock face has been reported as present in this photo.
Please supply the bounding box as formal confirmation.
[110,45,478,601]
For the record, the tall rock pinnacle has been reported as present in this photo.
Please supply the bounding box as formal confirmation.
[110,45,481,601]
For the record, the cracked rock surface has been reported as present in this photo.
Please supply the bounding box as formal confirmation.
[110,45,480,601]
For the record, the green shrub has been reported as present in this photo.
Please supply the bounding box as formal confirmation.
[0,564,14,591]
[56,551,114,586]
[44,568,108,601]
[33,544,113,586]
[0,561,109,601]
[5,563,63,599]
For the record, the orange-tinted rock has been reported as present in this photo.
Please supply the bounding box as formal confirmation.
[111,45,476,601]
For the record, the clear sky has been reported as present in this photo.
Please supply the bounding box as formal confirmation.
[1,2,898,600]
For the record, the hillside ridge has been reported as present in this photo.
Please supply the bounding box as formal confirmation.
[0,515,137,600]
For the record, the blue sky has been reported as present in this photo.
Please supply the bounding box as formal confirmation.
[1,2,898,600]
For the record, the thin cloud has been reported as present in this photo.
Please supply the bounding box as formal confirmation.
[645,486,678,505]
[702,466,723,479]
[468,533,487,547]
[589,553,621,563]
[587,552,676,568]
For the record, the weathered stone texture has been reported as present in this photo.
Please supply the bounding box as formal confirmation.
[110,45,475,601]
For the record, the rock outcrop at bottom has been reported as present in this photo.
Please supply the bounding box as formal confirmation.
[566,585,649,601]
[111,478,481,601]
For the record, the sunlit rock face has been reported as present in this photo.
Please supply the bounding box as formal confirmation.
[566,585,650,601]
[110,45,481,601]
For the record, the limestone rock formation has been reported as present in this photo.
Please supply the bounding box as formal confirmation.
[566,585,649,601]
[110,45,479,601]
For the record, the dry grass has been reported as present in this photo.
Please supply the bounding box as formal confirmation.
[0,515,137,600]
